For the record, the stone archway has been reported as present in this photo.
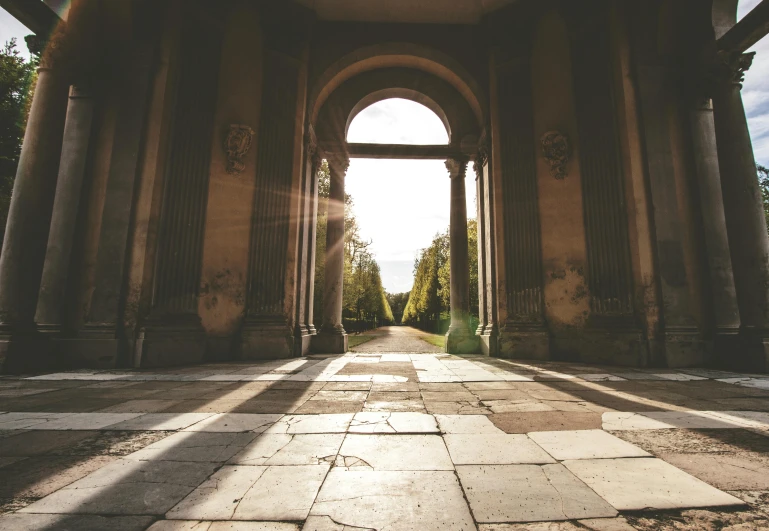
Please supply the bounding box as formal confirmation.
[302,51,493,355]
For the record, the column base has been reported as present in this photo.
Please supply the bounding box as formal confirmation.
[497,321,550,360]
[0,327,58,374]
[294,326,313,357]
[311,327,348,354]
[737,327,769,373]
[552,317,647,367]
[445,324,479,354]
[713,326,741,368]
[134,315,206,368]
[239,316,295,360]
[478,324,497,356]
[57,324,120,369]
[660,326,708,368]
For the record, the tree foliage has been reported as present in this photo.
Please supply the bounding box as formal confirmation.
[759,164,769,231]
[0,39,37,246]
[402,219,479,332]
[313,160,393,332]
[386,291,409,324]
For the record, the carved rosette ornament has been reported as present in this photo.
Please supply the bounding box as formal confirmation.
[225,124,255,175]
[540,131,570,180]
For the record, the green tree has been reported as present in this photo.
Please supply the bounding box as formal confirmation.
[403,220,479,332]
[386,291,410,324]
[313,160,393,332]
[759,164,769,231]
[0,38,37,246]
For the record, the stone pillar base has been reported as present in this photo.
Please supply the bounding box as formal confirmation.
[738,328,769,373]
[311,329,348,354]
[134,316,206,368]
[446,326,480,354]
[294,326,313,357]
[0,332,58,374]
[497,322,550,360]
[553,318,646,367]
[661,327,708,368]
[713,326,740,368]
[239,318,295,360]
[478,324,497,356]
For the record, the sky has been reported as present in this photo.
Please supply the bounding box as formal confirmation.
[346,99,475,294]
[0,2,767,294]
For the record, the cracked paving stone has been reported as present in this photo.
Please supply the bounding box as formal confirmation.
[168,464,329,521]
[435,414,504,434]
[181,413,283,433]
[337,434,453,470]
[263,414,353,434]
[228,433,344,465]
[19,459,219,515]
[309,469,475,530]
[457,464,618,523]
[655,452,769,490]
[348,412,438,434]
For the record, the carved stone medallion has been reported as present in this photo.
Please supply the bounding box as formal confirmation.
[225,124,255,175]
[540,131,570,180]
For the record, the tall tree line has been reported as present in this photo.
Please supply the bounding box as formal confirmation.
[0,39,37,246]
[314,161,393,332]
[402,219,478,332]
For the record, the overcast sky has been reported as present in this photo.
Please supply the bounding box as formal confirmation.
[1,3,767,294]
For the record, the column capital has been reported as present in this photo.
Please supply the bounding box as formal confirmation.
[473,137,489,181]
[712,50,755,89]
[327,153,350,176]
[445,158,468,179]
[305,125,322,168]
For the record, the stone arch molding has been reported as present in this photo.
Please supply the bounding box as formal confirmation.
[309,42,487,129]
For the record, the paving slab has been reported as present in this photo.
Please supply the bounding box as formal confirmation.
[229,433,344,465]
[528,430,650,460]
[181,413,282,433]
[348,412,438,433]
[563,457,745,510]
[0,514,154,531]
[0,412,74,430]
[490,412,603,433]
[169,464,329,521]
[337,434,453,470]
[444,433,555,465]
[20,458,218,515]
[435,414,504,434]
[657,452,769,490]
[457,464,617,522]
[263,414,353,434]
[105,413,216,431]
[309,469,475,530]
[126,431,257,462]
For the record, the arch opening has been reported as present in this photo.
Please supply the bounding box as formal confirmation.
[346,97,450,145]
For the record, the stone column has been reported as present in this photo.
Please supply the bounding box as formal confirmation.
[305,145,322,336]
[313,154,348,353]
[35,84,96,333]
[445,158,478,354]
[712,51,769,371]
[688,97,741,357]
[0,31,69,367]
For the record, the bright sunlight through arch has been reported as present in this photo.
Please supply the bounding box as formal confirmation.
[347,98,450,145]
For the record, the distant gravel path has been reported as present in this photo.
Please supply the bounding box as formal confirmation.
[350,326,442,353]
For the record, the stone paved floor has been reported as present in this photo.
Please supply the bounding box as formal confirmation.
[0,350,769,530]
